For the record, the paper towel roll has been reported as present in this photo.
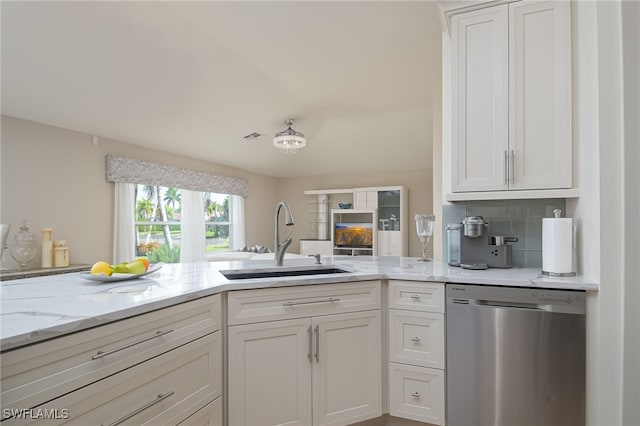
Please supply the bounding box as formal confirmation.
[542,218,573,274]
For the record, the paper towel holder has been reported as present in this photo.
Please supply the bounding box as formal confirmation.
[542,271,576,277]
[541,209,576,277]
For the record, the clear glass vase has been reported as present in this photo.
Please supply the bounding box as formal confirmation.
[10,221,37,270]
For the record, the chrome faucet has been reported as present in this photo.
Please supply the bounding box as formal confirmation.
[274,201,295,266]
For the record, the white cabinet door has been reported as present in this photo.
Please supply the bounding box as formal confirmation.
[509,0,572,190]
[388,281,445,313]
[389,310,445,369]
[377,231,402,256]
[389,363,445,425]
[451,5,509,192]
[312,311,382,426]
[228,319,312,426]
[353,189,378,209]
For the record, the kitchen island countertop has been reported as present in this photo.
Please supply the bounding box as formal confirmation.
[0,256,598,351]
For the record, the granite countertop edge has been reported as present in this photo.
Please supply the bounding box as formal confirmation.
[0,256,598,351]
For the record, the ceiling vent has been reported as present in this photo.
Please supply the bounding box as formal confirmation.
[243,132,263,141]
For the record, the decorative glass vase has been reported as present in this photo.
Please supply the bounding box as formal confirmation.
[415,214,435,262]
[10,221,37,270]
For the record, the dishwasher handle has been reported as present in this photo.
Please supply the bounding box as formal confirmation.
[464,299,552,311]
[478,299,548,310]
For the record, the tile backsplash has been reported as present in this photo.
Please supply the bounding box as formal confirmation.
[441,199,566,268]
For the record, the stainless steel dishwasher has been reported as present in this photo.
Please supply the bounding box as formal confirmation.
[446,284,586,426]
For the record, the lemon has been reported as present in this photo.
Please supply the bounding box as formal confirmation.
[91,261,113,276]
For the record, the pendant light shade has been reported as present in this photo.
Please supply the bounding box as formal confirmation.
[273,119,306,154]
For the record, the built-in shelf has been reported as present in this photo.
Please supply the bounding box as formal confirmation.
[0,264,91,281]
[304,188,355,196]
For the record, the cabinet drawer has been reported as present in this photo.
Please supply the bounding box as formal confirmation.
[3,332,222,426]
[389,363,445,426]
[389,310,445,369]
[388,280,444,313]
[178,396,222,426]
[1,294,221,411]
[228,281,380,325]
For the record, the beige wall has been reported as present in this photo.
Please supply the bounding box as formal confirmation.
[277,170,433,257]
[0,116,278,266]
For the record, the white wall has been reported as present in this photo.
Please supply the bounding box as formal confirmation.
[621,1,640,424]
[0,116,279,266]
[568,1,638,424]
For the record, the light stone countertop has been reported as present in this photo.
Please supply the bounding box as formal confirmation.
[0,256,598,351]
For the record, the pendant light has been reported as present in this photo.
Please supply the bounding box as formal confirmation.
[273,119,306,155]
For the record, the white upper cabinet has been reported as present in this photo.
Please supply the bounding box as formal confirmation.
[451,1,572,195]
[354,188,378,210]
[452,5,509,192]
[509,0,572,190]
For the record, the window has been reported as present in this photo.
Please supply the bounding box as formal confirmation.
[134,185,241,263]
[107,155,248,264]
[204,192,231,253]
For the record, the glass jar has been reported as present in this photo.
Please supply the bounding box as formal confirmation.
[10,221,37,270]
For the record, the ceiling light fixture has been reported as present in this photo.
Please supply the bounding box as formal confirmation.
[273,119,306,155]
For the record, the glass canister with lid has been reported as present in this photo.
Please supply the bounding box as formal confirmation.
[10,220,37,270]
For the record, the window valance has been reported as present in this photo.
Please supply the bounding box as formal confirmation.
[105,155,249,198]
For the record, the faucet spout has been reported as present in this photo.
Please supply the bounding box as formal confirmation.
[275,201,295,266]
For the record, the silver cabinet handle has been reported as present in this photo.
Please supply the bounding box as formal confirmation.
[411,337,421,342]
[92,329,174,360]
[307,325,312,363]
[314,325,320,362]
[504,150,508,185]
[283,297,340,307]
[510,149,515,184]
[412,392,421,398]
[104,391,174,426]
[411,295,421,301]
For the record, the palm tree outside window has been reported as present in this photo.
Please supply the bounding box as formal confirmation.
[134,185,236,263]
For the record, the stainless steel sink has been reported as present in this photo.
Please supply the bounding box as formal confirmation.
[220,265,353,280]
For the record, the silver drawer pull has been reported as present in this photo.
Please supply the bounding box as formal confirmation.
[283,297,340,307]
[92,329,174,360]
[104,391,174,426]
[411,392,421,398]
[307,325,313,363]
[411,337,421,342]
[510,149,515,184]
[411,295,421,301]
[315,324,320,362]
[504,150,509,185]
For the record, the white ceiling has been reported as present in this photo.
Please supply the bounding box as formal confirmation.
[1,1,443,178]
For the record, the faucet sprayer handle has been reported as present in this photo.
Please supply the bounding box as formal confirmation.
[308,254,322,264]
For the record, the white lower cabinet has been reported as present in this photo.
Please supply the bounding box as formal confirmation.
[388,280,446,426]
[389,363,445,424]
[228,318,312,426]
[0,295,222,426]
[389,309,444,369]
[18,332,221,426]
[313,311,382,426]
[228,282,382,426]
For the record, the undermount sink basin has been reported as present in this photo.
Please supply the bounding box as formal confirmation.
[220,265,353,280]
